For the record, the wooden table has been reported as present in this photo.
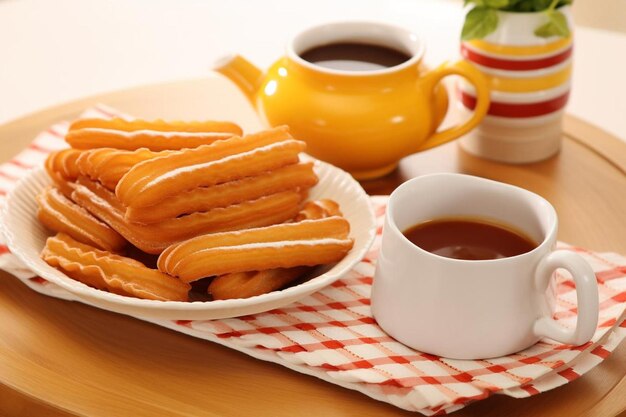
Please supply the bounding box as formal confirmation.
[0,77,625,416]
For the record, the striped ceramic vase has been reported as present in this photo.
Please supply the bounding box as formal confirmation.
[458,6,573,163]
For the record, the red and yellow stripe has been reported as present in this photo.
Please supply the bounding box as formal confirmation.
[461,44,573,71]
[460,90,570,118]
[465,36,572,57]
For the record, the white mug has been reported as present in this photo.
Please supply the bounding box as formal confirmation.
[371,173,599,359]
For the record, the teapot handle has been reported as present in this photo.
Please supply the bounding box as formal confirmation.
[416,60,490,152]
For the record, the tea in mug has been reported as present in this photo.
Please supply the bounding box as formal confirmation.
[300,42,411,71]
[403,218,537,260]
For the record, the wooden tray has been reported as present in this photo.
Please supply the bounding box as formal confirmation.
[1,76,624,417]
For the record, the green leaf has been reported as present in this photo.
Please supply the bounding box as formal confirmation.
[484,0,510,7]
[461,7,499,40]
[501,0,526,10]
[532,0,552,11]
[534,10,570,37]
[504,0,570,11]
[513,0,536,11]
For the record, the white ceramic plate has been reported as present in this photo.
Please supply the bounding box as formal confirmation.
[1,161,376,320]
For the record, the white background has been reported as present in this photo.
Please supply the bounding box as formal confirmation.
[1,0,625,142]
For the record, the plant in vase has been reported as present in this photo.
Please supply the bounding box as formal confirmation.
[462,0,573,40]
[457,0,574,164]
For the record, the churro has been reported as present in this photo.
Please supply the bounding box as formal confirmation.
[115,126,304,208]
[42,233,190,301]
[66,118,243,151]
[37,186,126,252]
[125,162,318,224]
[45,149,82,180]
[167,237,352,283]
[209,268,310,300]
[44,149,83,196]
[294,199,341,222]
[69,118,243,133]
[207,199,345,299]
[72,177,302,254]
[159,215,350,271]
[158,216,352,282]
[76,147,171,190]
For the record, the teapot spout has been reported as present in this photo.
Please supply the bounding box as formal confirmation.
[213,54,263,106]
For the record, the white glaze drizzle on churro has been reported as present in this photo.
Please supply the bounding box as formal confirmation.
[193,238,352,251]
[146,140,300,187]
[77,128,234,138]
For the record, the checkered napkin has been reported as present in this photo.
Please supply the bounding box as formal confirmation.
[1,105,625,415]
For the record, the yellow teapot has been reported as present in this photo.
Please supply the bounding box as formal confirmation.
[216,22,490,179]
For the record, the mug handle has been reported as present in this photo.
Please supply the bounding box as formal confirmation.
[533,250,599,345]
[416,60,490,152]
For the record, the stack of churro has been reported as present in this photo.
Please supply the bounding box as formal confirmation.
[38,118,353,301]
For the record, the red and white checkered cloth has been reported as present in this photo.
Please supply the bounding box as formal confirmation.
[0,106,625,415]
